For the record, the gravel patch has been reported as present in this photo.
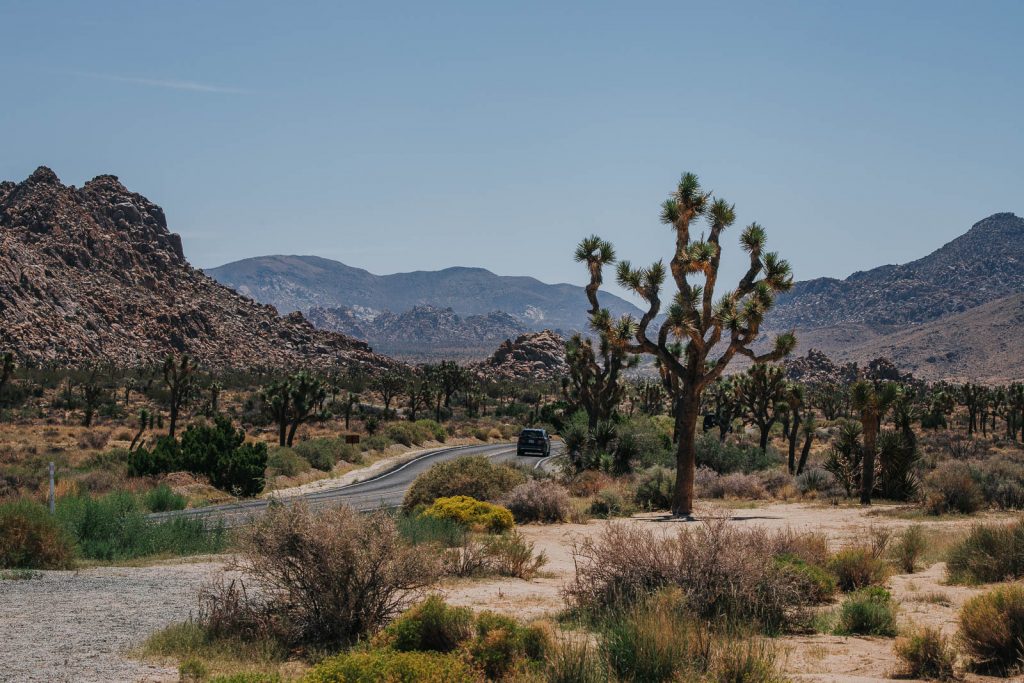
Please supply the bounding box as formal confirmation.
[0,561,222,683]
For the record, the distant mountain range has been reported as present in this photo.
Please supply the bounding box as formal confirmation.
[206,255,643,333]
[763,212,1024,381]
[306,305,528,361]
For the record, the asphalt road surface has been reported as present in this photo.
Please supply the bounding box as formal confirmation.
[148,440,564,528]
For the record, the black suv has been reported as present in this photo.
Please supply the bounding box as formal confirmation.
[517,428,551,457]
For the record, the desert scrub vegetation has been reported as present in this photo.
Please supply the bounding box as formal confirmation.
[834,587,898,636]
[403,456,526,510]
[891,524,927,573]
[499,479,570,523]
[945,517,1024,584]
[894,626,957,681]
[440,529,548,580]
[421,496,514,532]
[828,537,891,592]
[565,518,830,632]
[0,492,224,567]
[957,584,1024,675]
[196,504,438,650]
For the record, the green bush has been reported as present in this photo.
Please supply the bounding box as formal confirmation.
[128,417,266,497]
[614,417,673,470]
[394,513,467,548]
[293,438,362,471]
[946,519,1024,584]
[415,419,447,443]
[634,466,674,510]
[208,674,281,683]
[774,554,836,603]
[384,422,431,447]
[303,649,480,683]
[56,491,226,561]
[835,587,897,636]
[894,626,957,680]
[588,487,633,518]
[500,480,570,523]
[385,595,473,653]
[829,546,889,591]
[266,448,311,477]
[468,611,550,679]
[421,496,514,532]
[696,433,781,474]
[0,499,75,569]
[972,457,1024,510]
[403,456,526,509]
[359,434,392,452]
[959,584,1024,675]
[892,525,927,574]
[143,484,187,513]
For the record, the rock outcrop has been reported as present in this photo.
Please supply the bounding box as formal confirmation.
[472,330,567,382]
[0,167,396,371]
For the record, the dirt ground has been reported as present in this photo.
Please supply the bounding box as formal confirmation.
[439,502,1022,683]
[2,502,1020,683]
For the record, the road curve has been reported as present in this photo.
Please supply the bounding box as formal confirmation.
[149,441,564,528]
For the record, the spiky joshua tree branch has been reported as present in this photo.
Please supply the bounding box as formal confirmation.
[580,172,796,516]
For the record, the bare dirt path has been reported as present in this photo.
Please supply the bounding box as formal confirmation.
[0,560,220,683]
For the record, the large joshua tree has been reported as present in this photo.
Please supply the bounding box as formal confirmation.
[581,172,795,516]
[850,379,899,505]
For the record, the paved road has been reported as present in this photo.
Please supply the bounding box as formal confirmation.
[149,441,564,528]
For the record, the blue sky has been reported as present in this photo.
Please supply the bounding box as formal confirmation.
[1,1,1021,302]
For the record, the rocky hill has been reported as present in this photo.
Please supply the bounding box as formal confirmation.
[307,304,528,360]
[206,255,643,333]
[471,330,568,382]
[764,212,1024,381]
[0,167,395,370]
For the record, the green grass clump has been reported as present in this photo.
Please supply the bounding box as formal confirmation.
[0,498,75,569]
[775,554,837,602]
[394,513,467,548]
[303,649,480,683]
[828,546,889,591]
[891,525,928,574]
[384,595,473,653]
[835,587,898,636]
[57,491,226,561]
[420,496,514,532]
[958,584,1024,675]
[946,519,1024,584]
[143,484,187,512]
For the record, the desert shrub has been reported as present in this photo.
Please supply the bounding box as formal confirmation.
[971,457,1024,510]
[829,546,890,591]
[421,496,514,532]
[143,483,187,512]
[500,480,570,523]
[359,434,391,453]
[544,639,611,683]
[128,417,266,497]
[394,513,467,548]
[78,428,111,451]
[774,555,836,602]
[588,487,634,518]
[293,438,361,471]
[566,520,817,631]
[564,470,614,497]
[634,466,674,510]
[384,421,439,447]
[924,461,983,515]
[613,417,673,470]
[0,499,74,569]
[706,472,768,499]
[892,525,928,574]
[57,491,225,561]
[482,530,548,579]
[835,587,897,636]
[304,649,480,683]
[403,456,526,509]
[696,434,781,474]
[894,626,957,680]
[384,595,473,653]
[468,611,550,679]
[414,419,447,443]
[946,518,1024,584]
[266,448,311,477]
[958,584,1024,675]
[795,467,835,495]
[210,504,438,648]
[208,675,280,683]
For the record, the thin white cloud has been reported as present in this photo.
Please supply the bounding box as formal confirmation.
[63,70,249,94]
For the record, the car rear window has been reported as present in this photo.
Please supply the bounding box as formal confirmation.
[521,429,545,437]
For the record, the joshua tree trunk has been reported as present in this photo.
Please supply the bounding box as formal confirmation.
[672,389,701,514]
[788,412,802,475]
[860,417,878,505]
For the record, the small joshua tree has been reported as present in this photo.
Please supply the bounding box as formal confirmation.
[580,172,795,516]
[375,370,405,415]
[261,371,327,447]
[162,354,196,438]
[851,380,900,505]
[705,376,742,442]
[736,363,787,453]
